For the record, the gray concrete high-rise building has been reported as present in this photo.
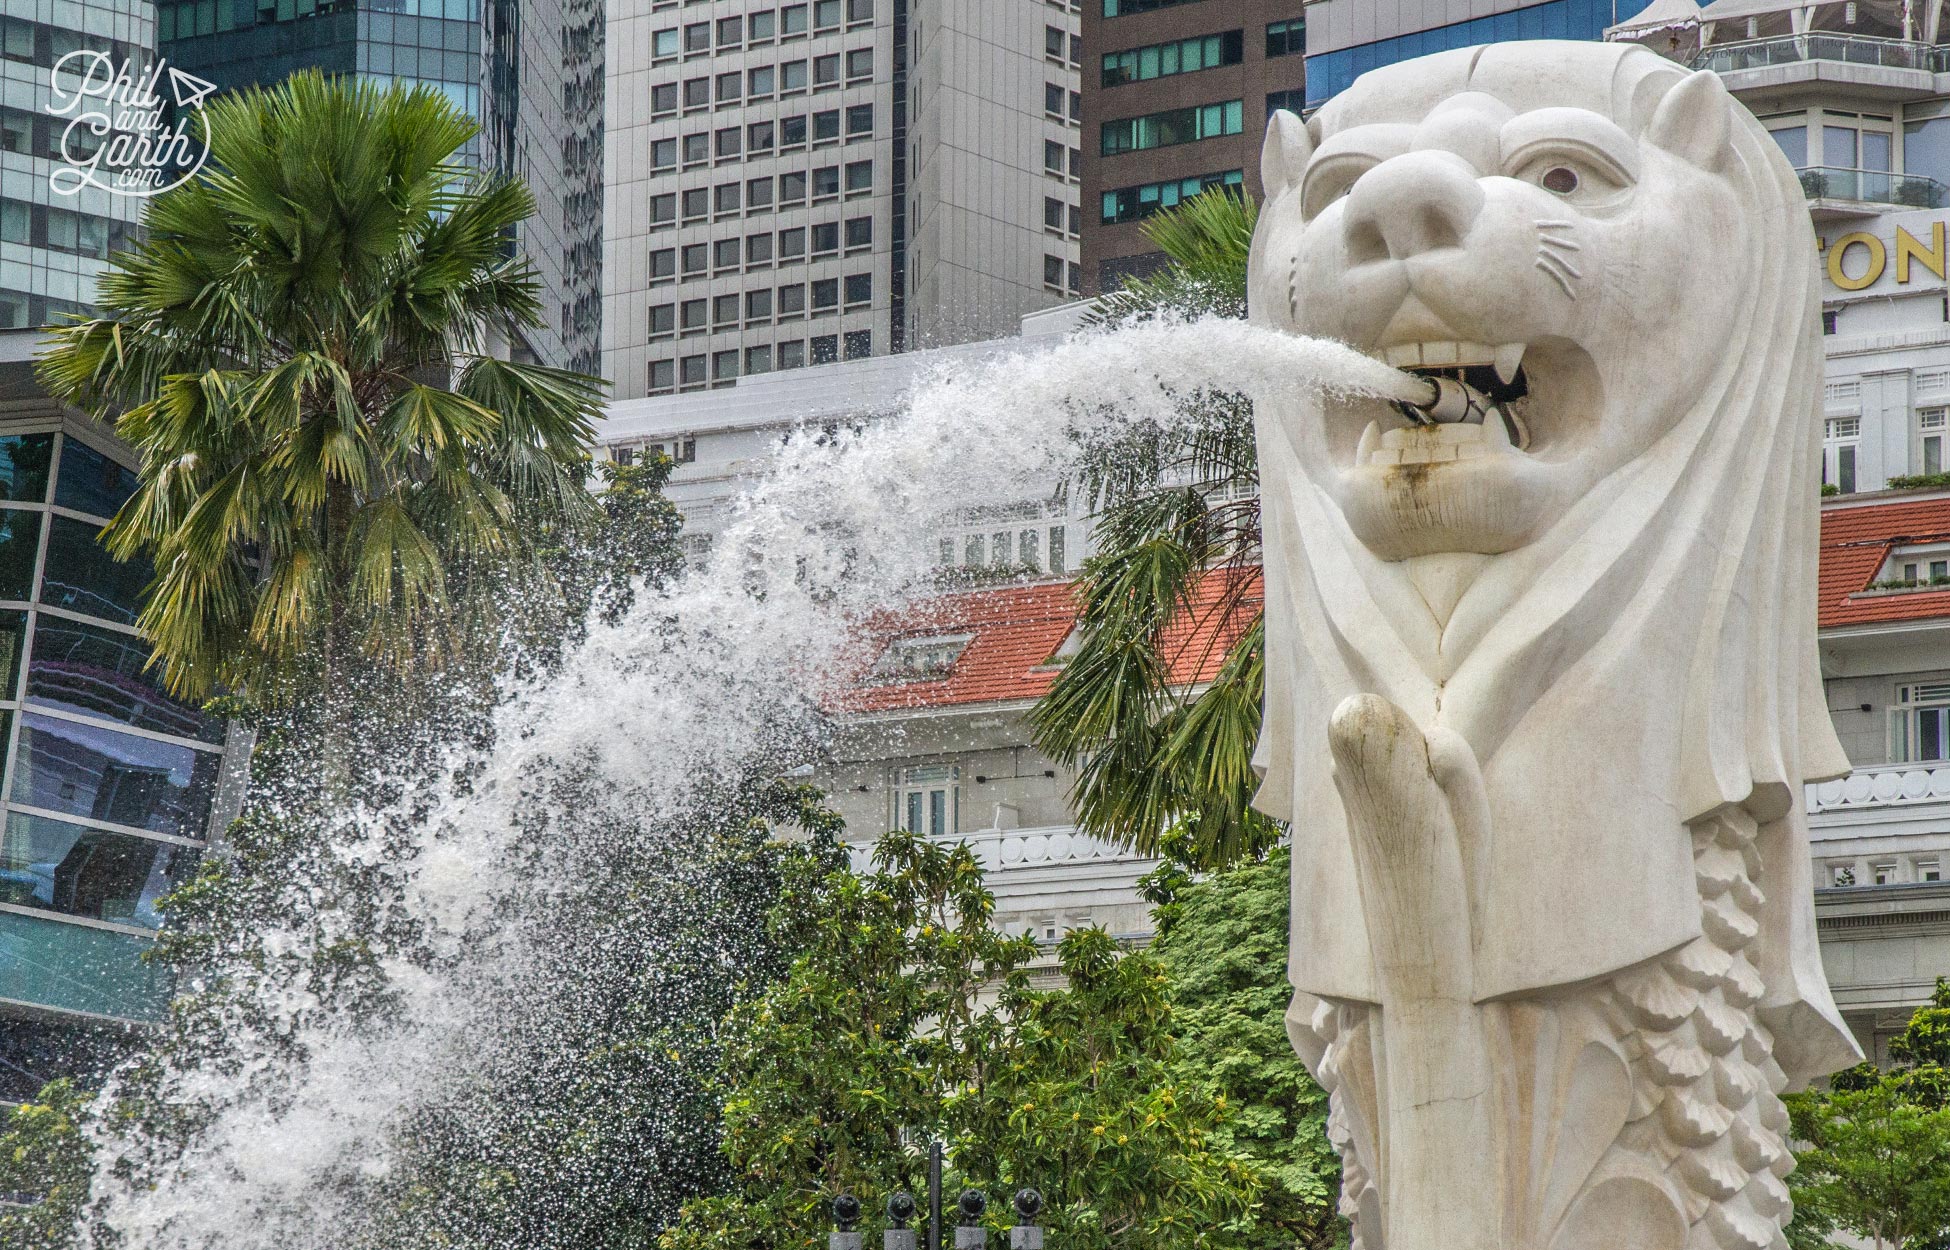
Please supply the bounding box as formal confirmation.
[158,0,605,373]
[603,0,1082,401]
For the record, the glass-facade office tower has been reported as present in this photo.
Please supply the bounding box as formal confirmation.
[157,0,604,373]
[0,330,248,1100]
[0,0,155,329]
[603,0,1083,401]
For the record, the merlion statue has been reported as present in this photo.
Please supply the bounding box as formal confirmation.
[1247,40,1862,1250]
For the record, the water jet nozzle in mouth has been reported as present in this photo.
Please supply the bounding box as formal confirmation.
[1369,365,1530,464]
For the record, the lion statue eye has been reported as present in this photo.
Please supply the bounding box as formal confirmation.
[1541,166,1579,194]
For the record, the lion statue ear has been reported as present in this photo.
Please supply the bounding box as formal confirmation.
[1263,109,1314,203]
[1646,69,1731,169]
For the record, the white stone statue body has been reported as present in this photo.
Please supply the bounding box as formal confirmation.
[1247,41,1863,1250]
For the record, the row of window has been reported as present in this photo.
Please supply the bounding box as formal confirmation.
[1102,0,1203,15]
[1823,402,1950,493]
[1044,83,1083,124]
[650,160,873,226]
[648,330,875,392]
[1829,857,1942,887]
[1101,99,1245,157]
[1043,141,1084,178]
[1043,196,1083,237]
[649,104,874,170]
[1101,169,1244,226]
[1044,24,1084,67]
[652,0,873,60]
[650,272,875,335]
[651,47,873,115]
[649,221,875,281]
[0,202,129,262]
[1102,30,1242,89]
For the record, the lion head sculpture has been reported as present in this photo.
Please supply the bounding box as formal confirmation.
[1248,40,1859,1087]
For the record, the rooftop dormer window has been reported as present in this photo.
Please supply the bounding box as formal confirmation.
[870,633,973,682]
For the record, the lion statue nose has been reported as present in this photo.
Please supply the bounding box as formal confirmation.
[1344,151,1486,263]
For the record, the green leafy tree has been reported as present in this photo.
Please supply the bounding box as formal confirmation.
[1028,189,1272,870]
[0,1082,97,1250]
[1148,844,1342,1250]
[1787,979,1950,1249]
[36,70,603,711]
[662,829,1260,1250]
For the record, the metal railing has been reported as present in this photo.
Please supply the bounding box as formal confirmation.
[1797,165,1949,207]
[1692,32,1937,73]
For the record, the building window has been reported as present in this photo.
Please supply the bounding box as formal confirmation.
[718,71,743,102]
[682,188,709,219]
[1100,169,1243,225]
[713,350,740,381]
[650,193,676,226]
[1892,682,1950,762]
[717,15,743,45]
[781,227,808,259]
[748,232,775,263]
[846,104,874,138]
[1832,863,1857,887]
[650,248,677,281]
[844,273,873,305]
[1823,308,1840,335]
[783,3,809,34]
[815,52,841,86]
[717,127,742,158]
[895,765,959,837]
[652,138,677,169]
[683,133,710,164]
[1921,408,1947,475]
[1101,100,1245,156]
[782,171,808,204]
[813,222,840,255]
[846,160,874,193]
[780,339,807,369]
[847,48,873,80]
[650,303,676,336]
[815,0,842,28]
[1046,83,1066,117]
[812,334,840,364]
[846,216,873,248]
[1824,416,1860,494]
[812,278,840,310]
[682,244,709,275]
[681,299,707,331]
[681,355,708,387]
[1045,25,1066,58]
[782,116,808,149]
[750,66,777,96]
[716,183,742,215]
[848,0,873,20]
[1104,0,1202,13]
[1266,17,1304,56]
[652,83,678,114]
[1267,89,1305,117]
[684,21,710,52]
[747,345,774,375]
[844,330,872,359]
[1102,30,1243,88]
[1044,139,1066,174]
[749,177,776,210]
[653,28,679,57]
[1920,858,1943,882]
[814,165,842,198]
[1044,254,1065,289]
[814,110,842,142]
[747,289,775,319]
[714,297,741,328]
[752,9,777,39]
[684,77,710,108]
[784,62,810,93]
[611,445,634,466]
[649,359,675,391]
[779,282,808,314]
[1045,196,1066,231]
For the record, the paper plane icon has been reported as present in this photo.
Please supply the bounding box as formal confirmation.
[167,65,219,110]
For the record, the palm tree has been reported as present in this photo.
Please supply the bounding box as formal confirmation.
[36,71,603,709]
[1028,188,1276,871]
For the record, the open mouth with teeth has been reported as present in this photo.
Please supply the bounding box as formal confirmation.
[1363,342,1534,466]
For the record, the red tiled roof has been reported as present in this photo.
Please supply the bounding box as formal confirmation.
[836,568,1262,714]
[1820,492,1950,629]
[843,496,1950,715]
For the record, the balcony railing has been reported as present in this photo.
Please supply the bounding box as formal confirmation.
[1807,760,1950,813]
[847,824,1152,875]
[1796,165,1948,207]
[1693,32,1937,73]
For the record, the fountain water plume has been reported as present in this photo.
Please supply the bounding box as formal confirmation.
[81,316,1414,1250]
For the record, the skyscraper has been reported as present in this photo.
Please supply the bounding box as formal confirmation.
[1079,0,1305,294]
[602,0,1083,401]
[0,0,155,330]
[157,0,604,372]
